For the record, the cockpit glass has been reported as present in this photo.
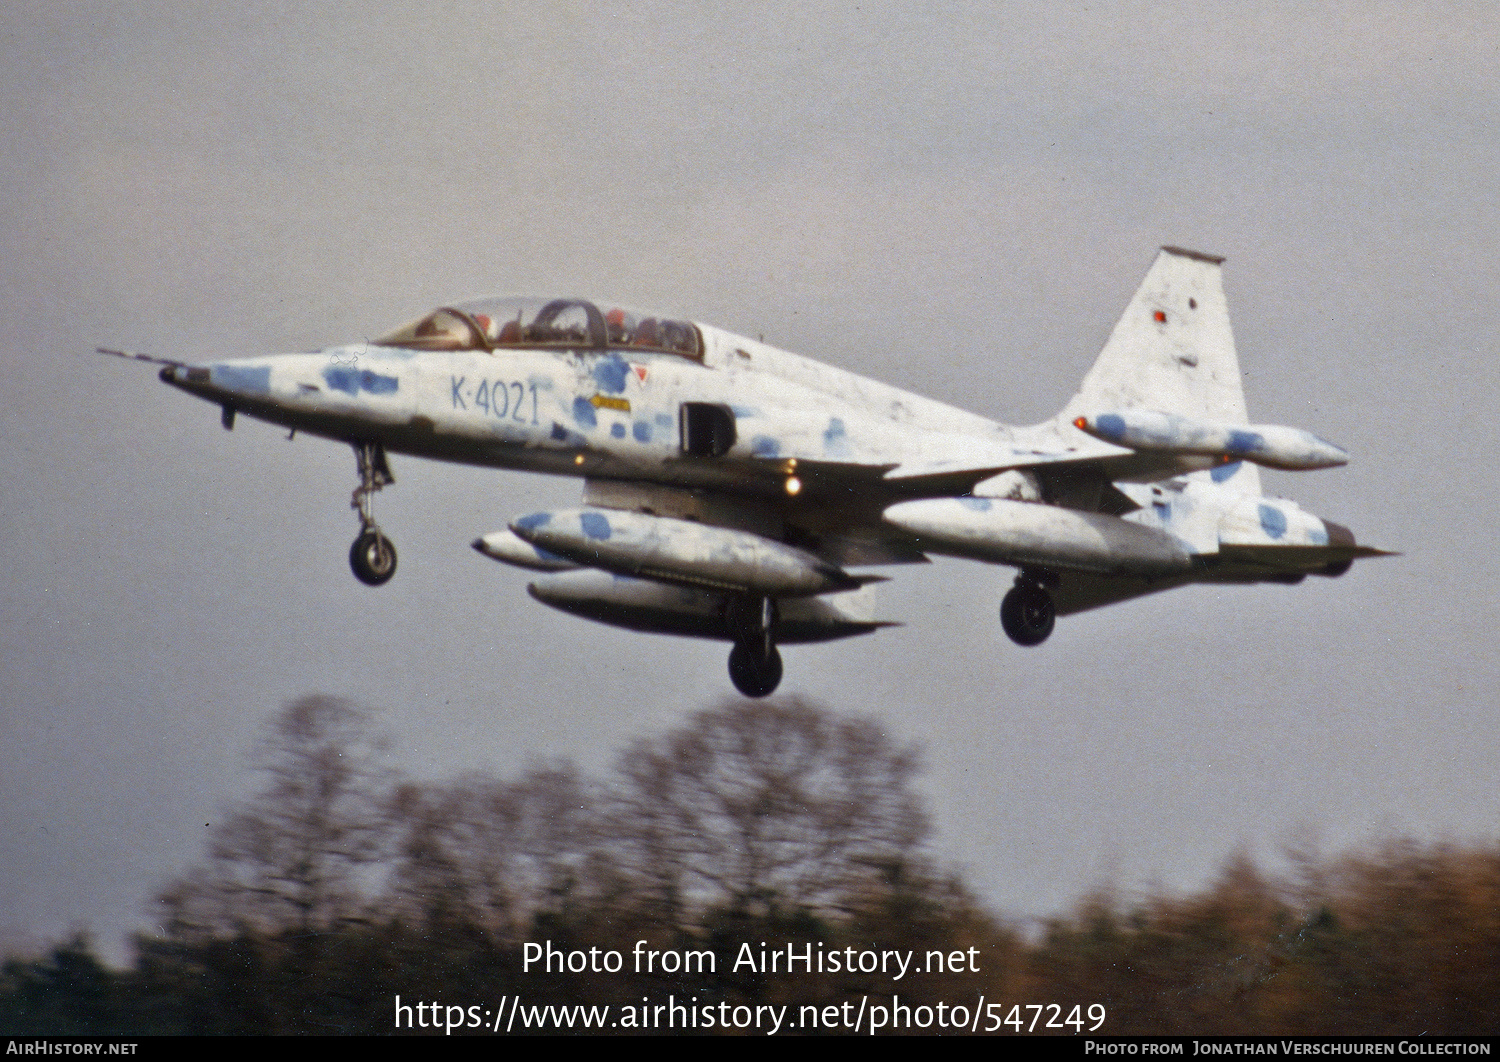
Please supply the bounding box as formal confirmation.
[373,307,487,351]
[591,301,700,358]
[375,296,701,359]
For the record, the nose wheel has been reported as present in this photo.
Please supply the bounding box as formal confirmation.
[726,594,783,697]
[350,529,397,586]
[1001,575,1055,646]
[349,443,397,586]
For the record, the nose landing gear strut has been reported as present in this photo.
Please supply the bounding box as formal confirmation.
[349,442,397,586]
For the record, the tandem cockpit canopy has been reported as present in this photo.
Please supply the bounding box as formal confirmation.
[374,296,702,359]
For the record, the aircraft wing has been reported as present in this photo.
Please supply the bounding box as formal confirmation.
[1049,539,1396,618]
[877,439,1238,500]
[879,440,1120,484]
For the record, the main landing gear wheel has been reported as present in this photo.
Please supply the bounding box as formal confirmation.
[1001,581,1055,646]
[729,641,783,698]
[726,593,783,697]
[350,530,398,586]
[349,442,397,586]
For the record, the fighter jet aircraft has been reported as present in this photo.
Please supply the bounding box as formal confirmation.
[105,247,1389,696]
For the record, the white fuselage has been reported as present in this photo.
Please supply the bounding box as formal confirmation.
[163,322,1039,504]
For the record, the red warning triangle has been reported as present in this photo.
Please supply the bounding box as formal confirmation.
[632,364,649,383]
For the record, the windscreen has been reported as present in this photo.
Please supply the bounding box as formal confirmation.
[375,297,700,358]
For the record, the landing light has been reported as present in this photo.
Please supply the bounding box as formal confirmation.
[785,476,802,496]
[574,453,585,465]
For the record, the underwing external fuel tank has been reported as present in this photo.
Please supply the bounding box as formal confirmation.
[883,497,1194,575]
[507,508,865,597]
[524,569,890,644]
[471,529,580,572]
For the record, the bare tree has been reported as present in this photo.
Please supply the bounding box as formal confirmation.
[387,762,608,938]
[157,695,395,938]
[609,697,930,920]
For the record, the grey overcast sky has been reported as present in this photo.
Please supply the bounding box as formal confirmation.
[2,1,1496,962]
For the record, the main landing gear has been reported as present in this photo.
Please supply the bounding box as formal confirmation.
[349,442,397,586]
[726,594,783,697]
[1000,572,1055,647]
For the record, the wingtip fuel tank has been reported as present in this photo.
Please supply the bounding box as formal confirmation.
[1073,410,1349,471]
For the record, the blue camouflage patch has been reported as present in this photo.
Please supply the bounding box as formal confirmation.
[1094,412,1126,441]
[1227,430,1263,456]
[579,511,612,541]
[322,366,398,396]
[1258,504,1288,539]
[212,365,272,394]
[591,354,631,394]
[1210,460,1242,483]
[823,417,849,456]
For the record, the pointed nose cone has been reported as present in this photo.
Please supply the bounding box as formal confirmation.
[159,363,210,392]
[158,361,271,404]
[1301,435,1350,470]
[473,528,580,572]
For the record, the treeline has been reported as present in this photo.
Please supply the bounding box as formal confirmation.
[3,695,1498,1035]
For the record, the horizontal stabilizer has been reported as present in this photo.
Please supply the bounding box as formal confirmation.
[1214,538,1397,581]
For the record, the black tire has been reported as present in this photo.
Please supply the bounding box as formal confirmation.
[350,530,398,586]
[728,641,783,698]
[1000,584,1054,646]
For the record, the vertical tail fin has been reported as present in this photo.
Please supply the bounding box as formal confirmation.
[1063,246,1250,425]
[1062,246,1260,494]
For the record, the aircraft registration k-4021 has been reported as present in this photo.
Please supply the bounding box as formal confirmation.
[105,247,1390,696]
